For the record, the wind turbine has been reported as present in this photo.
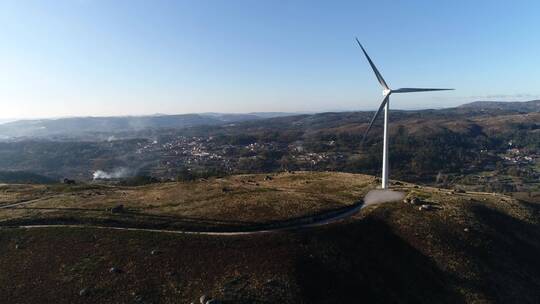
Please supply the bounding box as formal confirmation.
[356,38,453,189]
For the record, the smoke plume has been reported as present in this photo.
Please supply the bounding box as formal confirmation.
[92,167,132,180]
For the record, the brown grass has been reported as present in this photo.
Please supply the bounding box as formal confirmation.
[0,172,376,228]
[0,174,539,303]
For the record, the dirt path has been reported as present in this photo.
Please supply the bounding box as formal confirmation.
[0,201,364,236]
[0,197,49,209]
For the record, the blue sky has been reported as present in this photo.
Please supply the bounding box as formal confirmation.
[1,0,539,118]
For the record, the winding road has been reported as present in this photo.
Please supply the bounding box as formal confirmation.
[0,201,365,236]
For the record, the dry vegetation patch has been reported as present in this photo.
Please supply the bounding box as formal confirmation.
[1,181,539,303]
[0,172,376,229]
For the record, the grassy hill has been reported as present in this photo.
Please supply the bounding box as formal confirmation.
[0,172,539,303]
[0,172,375,230]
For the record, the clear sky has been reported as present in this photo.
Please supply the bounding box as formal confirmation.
[1,0,539,119]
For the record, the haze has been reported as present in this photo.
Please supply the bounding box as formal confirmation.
[1,0,539,119]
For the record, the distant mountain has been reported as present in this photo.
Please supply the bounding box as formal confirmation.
[247,112,310,119]
[459,100,540,112]
[1,102,536,140]
[0,113,298,139]
[202,112,298,120]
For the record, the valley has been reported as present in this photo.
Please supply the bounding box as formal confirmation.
[1,102,538,197]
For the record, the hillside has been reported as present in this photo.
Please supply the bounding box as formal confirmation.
[0,101,538,199]
[1,100,538,140]
[0,171,56,184]
[459,100,540,112]
[1,107,538,194]
[0,172,539,303]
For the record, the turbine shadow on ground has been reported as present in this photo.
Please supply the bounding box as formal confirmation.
[294,216,465,304]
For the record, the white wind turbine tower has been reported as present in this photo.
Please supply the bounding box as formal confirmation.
[356,38,453,189]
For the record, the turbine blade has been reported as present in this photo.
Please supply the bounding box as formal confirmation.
[392,88,454,93]
[361,95,389,145]
[355,38,389,90]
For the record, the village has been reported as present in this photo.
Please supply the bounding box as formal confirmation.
[128,135,348,179]
[119,133,540,194]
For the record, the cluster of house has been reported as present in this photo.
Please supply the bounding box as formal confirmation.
[128,135,350,174]
[502,147,536,164]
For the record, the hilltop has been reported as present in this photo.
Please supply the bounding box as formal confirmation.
[0,172,539,303]
[0,172,374,230]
